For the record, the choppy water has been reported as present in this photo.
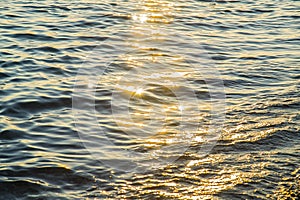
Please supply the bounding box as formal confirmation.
[1,0,299,199]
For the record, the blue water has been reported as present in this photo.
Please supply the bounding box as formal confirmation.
[0,0,299,199]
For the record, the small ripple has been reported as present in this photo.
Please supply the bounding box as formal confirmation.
[0,59,35,68]
[0,129,28,140]
[65,44,97,52]
[0,72,10,79]
[0,180,56,199]
[25,46,61,53]
[22,5,71,11]
[38,55,82,64]
[1,97,72,117]
[0,25,26,30]
[76,36,108,42]
[4,33,69,42]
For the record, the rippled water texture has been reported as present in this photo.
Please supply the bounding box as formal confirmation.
[1,0,299,199]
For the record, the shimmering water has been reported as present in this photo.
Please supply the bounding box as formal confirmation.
[0,0,299,199]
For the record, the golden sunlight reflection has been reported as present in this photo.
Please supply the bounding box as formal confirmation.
[108,0,216,166]
[111,0,181,134]
[131,0,175,24]
[94,0,233,197]
[102,1,239,198]
[135,88,144,95]
[132,13,148,23]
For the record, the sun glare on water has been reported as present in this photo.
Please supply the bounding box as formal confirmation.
[135,88,144,95]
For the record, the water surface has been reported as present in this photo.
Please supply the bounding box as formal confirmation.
[0,0,299,199]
